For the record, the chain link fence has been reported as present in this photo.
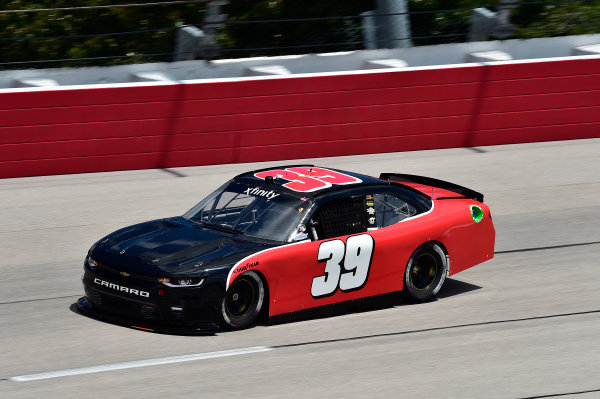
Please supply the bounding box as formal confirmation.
[1,0,600,70]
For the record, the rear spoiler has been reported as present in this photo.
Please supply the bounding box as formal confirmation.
[379,173,484,202]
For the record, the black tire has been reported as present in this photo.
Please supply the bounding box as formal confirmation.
[221,271,265,330]
[403,243,448,302]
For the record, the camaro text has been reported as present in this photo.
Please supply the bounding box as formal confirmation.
[94,278,150,297]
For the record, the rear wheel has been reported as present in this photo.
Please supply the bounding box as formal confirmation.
[221,271,265,330]
[403,243,447,302]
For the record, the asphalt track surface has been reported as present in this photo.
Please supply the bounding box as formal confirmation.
[1,138,599,399]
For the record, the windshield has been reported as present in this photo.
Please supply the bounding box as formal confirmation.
[183,182,308,242]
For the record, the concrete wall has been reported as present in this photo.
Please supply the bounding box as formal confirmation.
[2,53,599,178]
[2,34,600,88]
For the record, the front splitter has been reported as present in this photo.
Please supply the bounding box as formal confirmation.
[76,296,220,335]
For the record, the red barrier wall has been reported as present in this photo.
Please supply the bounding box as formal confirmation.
[1,57,600,178]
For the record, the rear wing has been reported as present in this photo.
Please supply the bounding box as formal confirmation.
[379,173,484,202]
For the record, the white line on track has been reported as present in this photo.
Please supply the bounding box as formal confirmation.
[10,346,273,382]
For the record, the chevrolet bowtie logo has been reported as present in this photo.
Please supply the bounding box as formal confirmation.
[120,272,130,277]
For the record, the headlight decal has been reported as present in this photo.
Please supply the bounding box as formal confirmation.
[86,256,99,270]
[158,277,204,287]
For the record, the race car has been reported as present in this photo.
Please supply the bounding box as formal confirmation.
[78,165,495,333]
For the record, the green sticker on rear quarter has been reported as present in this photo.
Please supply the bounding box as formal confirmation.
[470,205,483,223]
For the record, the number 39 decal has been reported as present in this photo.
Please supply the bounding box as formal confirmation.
[254,167,362,193]
[311,234,375,298]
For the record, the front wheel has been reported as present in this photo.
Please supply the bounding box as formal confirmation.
[221,271,265,330]
[403,243,448,302]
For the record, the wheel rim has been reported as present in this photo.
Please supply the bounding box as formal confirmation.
[409,252,438,291]
[225,278,255,318]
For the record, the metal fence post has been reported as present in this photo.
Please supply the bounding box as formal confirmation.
[492,0,518,39]
[469,7,497,42]
[173,0,229,61]
[361,11,378,50]
[174,26,205,61]
[376,0,411,48]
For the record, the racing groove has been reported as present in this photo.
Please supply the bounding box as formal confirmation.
[1,138,599,399]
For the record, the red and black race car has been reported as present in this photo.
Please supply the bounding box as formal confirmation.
[78,165,495,333]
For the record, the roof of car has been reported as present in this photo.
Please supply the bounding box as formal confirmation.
[233,164,386,198]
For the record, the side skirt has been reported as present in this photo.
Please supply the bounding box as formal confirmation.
[268,290,403,325]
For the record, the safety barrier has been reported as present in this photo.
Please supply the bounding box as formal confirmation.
[1,56,599,178]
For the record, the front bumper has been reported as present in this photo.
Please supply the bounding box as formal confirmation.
[80,266,224,334]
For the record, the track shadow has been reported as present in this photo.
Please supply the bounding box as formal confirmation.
[436,278,483,299]
[69,279,483,334]
[270,278,483,325]
[69,302,80,314]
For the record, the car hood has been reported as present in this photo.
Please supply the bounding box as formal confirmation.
[90,217,278,276]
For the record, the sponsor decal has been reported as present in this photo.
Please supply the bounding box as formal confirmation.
[293,232,308,241]
[366,197,376,225]
[470,205,484,223]
[233,261,259,274]
[226,239,311,290]
[93,278,150,297]
[293,223,308,241]
[244,187,280,200]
